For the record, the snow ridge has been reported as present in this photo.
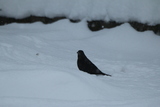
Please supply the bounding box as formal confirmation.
[0,0,160,24]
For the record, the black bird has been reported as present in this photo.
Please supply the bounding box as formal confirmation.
[77,50,111,76]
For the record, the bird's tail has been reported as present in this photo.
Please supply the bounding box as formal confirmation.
[105,73,112,76]
[102,72,111,76]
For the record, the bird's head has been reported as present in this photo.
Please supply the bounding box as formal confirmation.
[77,50,87,59]
[77,50,84,55]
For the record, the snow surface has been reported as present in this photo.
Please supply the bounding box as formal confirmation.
[0,19,160,107]
[0,0,160,25]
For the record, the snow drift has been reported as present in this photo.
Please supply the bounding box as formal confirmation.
[0,20,160,107]
[0,0,160,25]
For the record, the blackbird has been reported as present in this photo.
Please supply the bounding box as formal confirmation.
[77,50,111,76]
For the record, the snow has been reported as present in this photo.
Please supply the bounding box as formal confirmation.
[0,0,160,25]
[0,19,160,107]
[0,0,160,106]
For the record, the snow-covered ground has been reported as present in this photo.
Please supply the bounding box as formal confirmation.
[0,19,160,107]
[1,0,160,106]
[0,0,160,25]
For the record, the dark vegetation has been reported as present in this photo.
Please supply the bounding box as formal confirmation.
[87,20,160,35]
[0,16,159,35]
[0,16,66,24]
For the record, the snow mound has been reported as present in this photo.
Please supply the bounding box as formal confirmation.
[0,20,160,107]
[0,0,160,24]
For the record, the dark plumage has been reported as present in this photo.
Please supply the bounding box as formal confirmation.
[77,50,111,76]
